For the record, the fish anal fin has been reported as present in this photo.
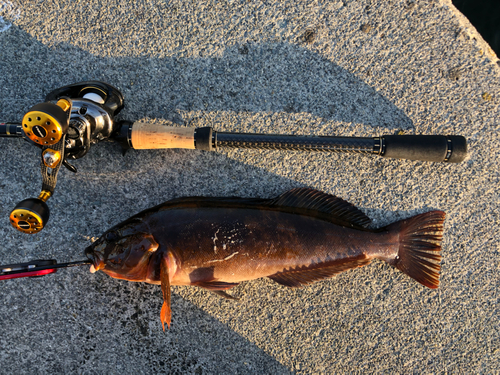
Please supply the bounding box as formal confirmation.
[212,290,239,300]
[191,280,240,291]
[160,258,171,331]
[268,256,371,288]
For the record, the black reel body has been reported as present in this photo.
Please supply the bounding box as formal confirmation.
[10,81,124,234]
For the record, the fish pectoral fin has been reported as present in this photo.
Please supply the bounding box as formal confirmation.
[268,256,371,288]
[191,280,240,291]
[160,259,171,331]
[212,290,239,300]
[160,301,171,331]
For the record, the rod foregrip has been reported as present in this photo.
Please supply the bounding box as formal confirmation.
[117,122,214,150]
[381,135,467,163]
[129,122,196,150]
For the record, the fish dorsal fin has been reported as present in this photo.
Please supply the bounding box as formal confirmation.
[145,188,370,229]
[266,188,371,228]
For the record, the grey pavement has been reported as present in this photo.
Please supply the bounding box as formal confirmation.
[0,0,498,373]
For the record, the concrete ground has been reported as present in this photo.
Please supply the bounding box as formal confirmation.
[0,0,498,373]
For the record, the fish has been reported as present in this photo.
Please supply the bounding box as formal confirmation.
[85,188,445,330]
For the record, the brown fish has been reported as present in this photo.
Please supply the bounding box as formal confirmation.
[85,188,444,330]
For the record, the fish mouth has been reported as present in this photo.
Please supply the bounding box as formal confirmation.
[85,246,105,274]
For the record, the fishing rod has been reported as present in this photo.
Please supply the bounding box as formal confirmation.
[1,81,467,235]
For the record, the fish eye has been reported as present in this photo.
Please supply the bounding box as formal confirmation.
[104,231,119,242]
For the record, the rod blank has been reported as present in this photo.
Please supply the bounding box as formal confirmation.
[215,132,377,153]
[212,131,467,163]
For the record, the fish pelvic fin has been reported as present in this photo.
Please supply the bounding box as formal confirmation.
[268,255,371,288]
[212,290,239,300]
[191,280,240,291]
[160,259,171,331]
[387,210,445,289]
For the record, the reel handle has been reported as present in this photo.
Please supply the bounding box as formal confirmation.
[10,134,66,234]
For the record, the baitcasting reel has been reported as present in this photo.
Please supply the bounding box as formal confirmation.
[1,81,468,235]
[8,82,124,234]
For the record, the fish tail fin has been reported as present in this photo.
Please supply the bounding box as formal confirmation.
[386,210,445,289]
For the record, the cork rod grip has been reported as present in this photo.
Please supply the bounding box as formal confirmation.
[130,122,196,149]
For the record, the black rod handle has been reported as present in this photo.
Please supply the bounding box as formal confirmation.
[381,135,467,163]
[215,132,467,163]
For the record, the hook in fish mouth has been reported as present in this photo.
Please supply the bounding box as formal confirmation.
[84,246,105,273]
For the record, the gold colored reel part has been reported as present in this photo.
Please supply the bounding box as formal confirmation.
[42,148,62,168]
[21,100,70,146]
[9,208,44,234]
[9,193,51,234]
[22,111,63,145]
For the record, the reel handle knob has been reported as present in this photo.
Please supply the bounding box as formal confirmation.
[9,197,50,234]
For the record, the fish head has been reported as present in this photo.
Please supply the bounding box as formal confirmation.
[85,229,159,281]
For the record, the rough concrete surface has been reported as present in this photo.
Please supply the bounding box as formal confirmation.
[0,0,498,373]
